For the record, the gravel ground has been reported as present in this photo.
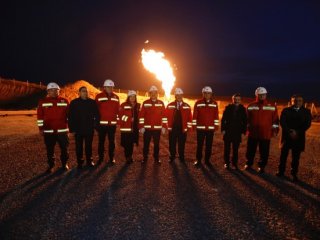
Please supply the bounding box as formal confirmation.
[0,121,319,239]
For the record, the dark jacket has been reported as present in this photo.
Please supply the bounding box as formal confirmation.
[280,106,312,151]
[68,97,100,135]
[221,104,247,142]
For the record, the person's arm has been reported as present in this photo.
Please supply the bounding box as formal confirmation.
[272,105,280,136]
[68,101,75,133]
[241,106,248,134]
[161,103,168,129]
[37,100,44,135]
[214,103,219,130]
[139,103,145,129]
[192,102,198,130]
[221,107,227,133]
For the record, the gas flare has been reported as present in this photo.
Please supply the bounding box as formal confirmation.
[141,48,176,100]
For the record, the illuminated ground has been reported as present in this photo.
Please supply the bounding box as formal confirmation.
[0,114,319,239]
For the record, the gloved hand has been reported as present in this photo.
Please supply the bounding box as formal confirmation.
[161,127,166,135]
[140,128,145,134]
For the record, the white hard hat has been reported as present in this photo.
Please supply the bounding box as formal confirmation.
[255,87,267,96]
[127,90,137,97]
[202,86,212,93]
[103,79,115,87]
[47,82,60,90]
[174,88,184,95]
[149,85,158,92]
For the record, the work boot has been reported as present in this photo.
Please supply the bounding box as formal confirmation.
[109,158,116,165]
[243,164,252,171]
[61,164,69,171]
[126,157,133,164]
[87,160,95,167]
[292,174,299,182]
[97,157,104,165]
[77,159,84,169]
[193,160,201,167]
[46,166,54,174]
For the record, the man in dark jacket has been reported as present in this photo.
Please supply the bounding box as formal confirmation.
[69,86,100,168]
[276,94,312,181]
[221,94,247,169]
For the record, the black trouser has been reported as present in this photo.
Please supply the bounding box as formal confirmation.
[75,133,94,164]
[98,125,116,161]
[169,129,187,160]
[224,140,240,165]
[246,137,270,168]
[121,132,135,159]
[44,133,69,167]
[279,143,302,176]
[143,130,161,160]
[196,130,214,162]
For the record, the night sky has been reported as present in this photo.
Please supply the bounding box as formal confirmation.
[1,1,320,101]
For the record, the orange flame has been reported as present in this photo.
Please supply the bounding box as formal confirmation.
[141,48,176,100]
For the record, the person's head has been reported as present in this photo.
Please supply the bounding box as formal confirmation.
[149,86,158,100]
[127,90,137,104]
[202,86,213,101]
[79,86,88,100]
[232,93,241,105]
[47,82,60,98]
[174,88,183,102]
[255,87,267,101]
[291,94,304,108]
[103,79,115,94]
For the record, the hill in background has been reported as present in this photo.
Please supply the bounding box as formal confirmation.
[0,78,46,109]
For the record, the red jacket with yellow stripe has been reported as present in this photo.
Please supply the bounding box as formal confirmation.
[37,96,69,134]
[95,91,120,126]
[247,100,279,140]
[118,102,140,132]
[192,98,219,131]
[139,99,167,130]
[165,101,193,132]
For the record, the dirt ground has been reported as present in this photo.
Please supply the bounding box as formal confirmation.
[0,114,319,239]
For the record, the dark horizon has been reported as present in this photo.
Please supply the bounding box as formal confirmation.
[1,1,319,102]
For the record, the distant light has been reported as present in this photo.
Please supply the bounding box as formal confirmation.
[145,40,149,44]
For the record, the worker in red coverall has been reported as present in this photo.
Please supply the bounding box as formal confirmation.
[165,88,192,162]
[37,82,70,173]
[244,87,279,173]
[95,79,120,165]
[192,86,219,167]
[118,90,141,164]
[139,86,167,163]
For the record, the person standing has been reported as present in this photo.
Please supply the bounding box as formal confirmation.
[37,82,70,173]
[193,86,219,166]
[165,88,192,162]
[139,86,167,163]
[69,86,100,169]
[119,90,140,164]
[244,87,279,173]
[276,94,312,181]
[95,79,120,165]
[221,93,247,169]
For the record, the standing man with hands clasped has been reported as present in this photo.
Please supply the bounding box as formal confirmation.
[69,86,100,169]
[221,93,247,170]
[276,94,312,182]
